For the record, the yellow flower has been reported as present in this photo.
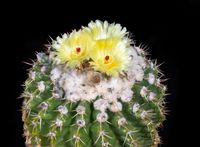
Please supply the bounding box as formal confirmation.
[86,20,131,76]
[90,39,129,76]
[53,30,92,67]
[52,20,131,76]
[84,20,129,41]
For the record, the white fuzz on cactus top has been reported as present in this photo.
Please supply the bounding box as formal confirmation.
[50,45,146,112]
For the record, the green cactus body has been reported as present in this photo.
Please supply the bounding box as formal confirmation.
[22,20,166,147]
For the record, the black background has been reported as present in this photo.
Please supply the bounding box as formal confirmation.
[5,1,198,146]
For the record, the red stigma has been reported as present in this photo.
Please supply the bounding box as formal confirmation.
[105,55,109,61]
[76,47,81,53]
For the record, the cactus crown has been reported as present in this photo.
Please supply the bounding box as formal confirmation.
[22,20,166,147]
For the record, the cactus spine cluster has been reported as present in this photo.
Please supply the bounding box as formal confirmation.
[22,20,166,147]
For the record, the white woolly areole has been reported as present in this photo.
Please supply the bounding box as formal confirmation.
[94,99,109,112]
[132,103,140,113]
[36,53,45,62]
[29,71,35,80]
[148,73,155,85]
[37,81,45,92]
[140,86,148,97]
[135,46,145,55]
[120,88,133,102]
[47,132,56,138]
[39,102,48,110]
[76,119,85,128]
[117,117,127,126]
[96,112,108,122]
[50,66,63,83]
[156,78,161,86]
[67,93,80,102]
[41,66,47,74]
[102,142,109,147]
[76,106,86,115]
[54,119,63,127]
[57,106,68,115]
[109,101,122,112]
[52,92,60,99]
[140,111,148,119]
[148,92,156,101]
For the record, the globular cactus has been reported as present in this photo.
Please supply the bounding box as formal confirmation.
[22,20,166,147]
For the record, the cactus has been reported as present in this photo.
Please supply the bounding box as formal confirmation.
[22,20,166,147]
